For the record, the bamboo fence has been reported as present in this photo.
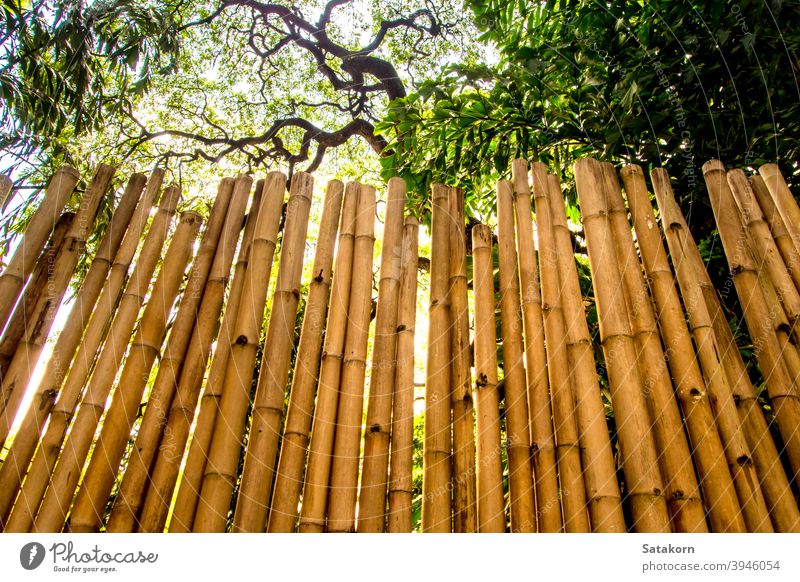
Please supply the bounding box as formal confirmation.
[0,154,797,533]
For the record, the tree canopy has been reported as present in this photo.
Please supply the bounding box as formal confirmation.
[2,0,798,224]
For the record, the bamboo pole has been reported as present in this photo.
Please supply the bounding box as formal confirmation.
[3,179,176,533]
[192,171,287,532]
[728,169,800,337]
[496,180,537,533]
[0,164,114,445]
[446,186,478,533]
[357,177,407,532]
[0,172,148,525]
[759,164,800,255]
[574,158,670,533]
[652,167,800,500]
[0,212,73,373]
[697,255,800,532]
[298,183,358,533]
[68,212,202,532]
[234,172,313,532]
[653,163,771,532]
[0,174,11,213]
[545,173,626,533]
[326,183,377,533]
[106,176,247,533]
[421,183,454,533]
[600,162,707,532]
[387,216,419,533]
[268,180,344,532]
[471,224,506,533]
[0,165,79,332]
[621,165,746,533]
[509,161,558,532]
[152,181,264,533]
[530,161,589,533]
[32,206,196,533]
[749,174,800,294]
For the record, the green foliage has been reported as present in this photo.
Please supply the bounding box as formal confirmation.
[379,0,800,216]
[1,0,181,169]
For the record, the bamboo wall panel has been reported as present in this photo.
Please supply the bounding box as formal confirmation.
[0,155,797,534]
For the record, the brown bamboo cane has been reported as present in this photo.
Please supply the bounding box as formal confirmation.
[72,177,242,532]
[268,180,344,532]
[700,162,785,531]
[471,224,506,533]
[621,164,746,533]
[756,268,800,401]
[357,177,407,532]
[68,211,203,532]
[192,171,287,533]
[421,183,454,533]
[445,186,478,533]
[509,160,558,532]
[3,179,176,533]
[546,172,626,533]
[496,179,537,533]
[728,169,800,338]
[697,253,800,532]
[574,158,670,533]
[0,164,114,444]
[749,174,800,294]
[600,162,707,533]
[387,216,420,533]
[0,172,148,525]
[105,176,247,533]
[0,166,80,332]
[298,183,358,533]
[151,180,264,533]
[531,162,590,532]
[0,212,73,373]
[31,207,197,533]
[234,172,313,532]
[759,163,800,255]
[326,183,377,533]
[0,174,11,213]
[654,163,772,532]
[653,167,800,496]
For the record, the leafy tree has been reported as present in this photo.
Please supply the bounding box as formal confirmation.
[1,0,477,184]
[380,0,800,221]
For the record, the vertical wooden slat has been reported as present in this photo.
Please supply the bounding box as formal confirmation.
[387,216,420,533]
[326,184,376,533]
[358,177,407,532]
[622,165,746,533]
[510,161,558,532]
[0,165,79,332]
[574,158,670,533]
[496,180,537,533]
[298,183,358,533]
[532,162,589,532]
[268,180,344,532]
[471,224,506,533]
[157,181,264,533]
[192,172,286,532]
[546,172,625,532]
[421,183,454,533]
[32,205,196,532]
[447,186,478,533]
[234,172,313,532]
[0,171,149,525]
